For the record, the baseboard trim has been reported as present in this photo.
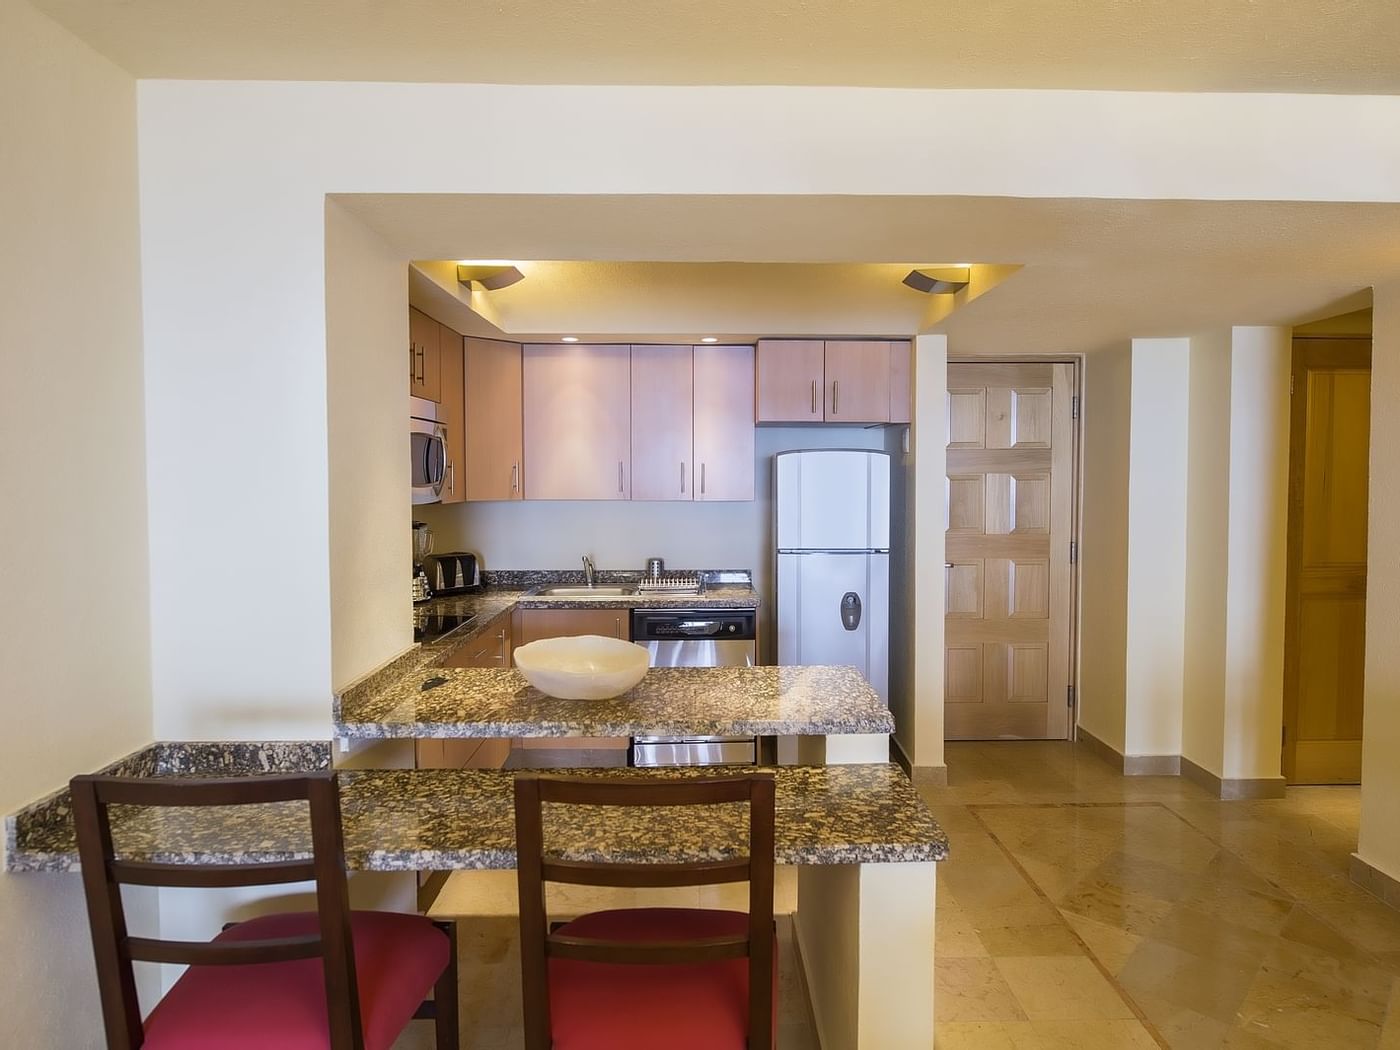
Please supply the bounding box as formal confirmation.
[1351,854,1400,911]
[1075,727,1180,776]
[1181,756,1286,800]
[912,764,949,788]
[890,737,948,787]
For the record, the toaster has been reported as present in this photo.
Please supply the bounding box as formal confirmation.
[427,552,481,595]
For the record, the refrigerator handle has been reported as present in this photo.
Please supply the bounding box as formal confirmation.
[840,591,862,631]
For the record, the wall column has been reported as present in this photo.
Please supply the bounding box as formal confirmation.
[1357,281,1400,892]
[910,334,948,781]
[1123,338,1191,763]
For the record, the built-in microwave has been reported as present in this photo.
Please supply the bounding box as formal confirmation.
[410,396,447,505]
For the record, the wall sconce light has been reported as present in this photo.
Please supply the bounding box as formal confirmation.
[903,267,971,294]
[456,264,526,290]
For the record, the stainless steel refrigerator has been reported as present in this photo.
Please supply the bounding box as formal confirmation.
[775,449,890,704]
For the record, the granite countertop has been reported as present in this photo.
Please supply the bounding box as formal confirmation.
[335,665,894,740]
[7,752,947,873]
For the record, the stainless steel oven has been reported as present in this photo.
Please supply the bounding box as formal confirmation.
[410,396,447,505]
[630,609,757,767]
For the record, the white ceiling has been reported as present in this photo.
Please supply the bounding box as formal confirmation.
[33,0,1400,93]
[349,194,1397,353]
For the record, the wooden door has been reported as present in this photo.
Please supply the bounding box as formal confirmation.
[945,362,1075,740]
[438,325,465,504]
[888,340,913,425]
[408,307,441,402]
[825,341,891,423]
[755,340,825,422]
[1283,338,1371,784]
[630,345,694,501]
[522,344,631,500]
[694,343,755,501]
[464,338,523,501]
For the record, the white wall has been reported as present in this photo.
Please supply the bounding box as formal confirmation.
[0,1,154,1043]
[910,335,948,771]
[1358,281,1400,883]
[1179,327,1291,782]
[133,78,1400,757]
[1123,339,1191,758]
[1078,345,1133,751]
[325,201,415,690]
[1182,331,1232,774]
[1220,328,1290,781]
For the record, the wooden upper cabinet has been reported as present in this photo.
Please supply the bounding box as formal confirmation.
[694,344,755,501]
[438,325,466,504]
[888,340,912,425]
[408,307,442,402]
[755,340,825,423]
[630,345,694,501]
[825,340,891,423]
[522,344,631,500]
[464,338,524,501]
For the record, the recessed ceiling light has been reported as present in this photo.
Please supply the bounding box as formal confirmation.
[701,337,718,343]
[561,336,579,343]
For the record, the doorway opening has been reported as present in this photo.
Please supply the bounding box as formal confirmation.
[1283,318,1373,785]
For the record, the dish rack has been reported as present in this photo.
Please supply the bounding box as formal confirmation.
[636,573,704,596]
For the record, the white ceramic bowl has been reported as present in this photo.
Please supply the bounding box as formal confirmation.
[512,635,650,700]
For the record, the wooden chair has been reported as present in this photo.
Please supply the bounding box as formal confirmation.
[514,772,777,1050]
[70,771,459,1050]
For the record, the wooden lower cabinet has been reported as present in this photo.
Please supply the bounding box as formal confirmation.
[514,607,629,644]
[514,607,631,752]
[438,612,512,669]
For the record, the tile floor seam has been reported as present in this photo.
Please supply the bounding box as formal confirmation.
[1155,798,1400,973]
[966,803,1174,1049]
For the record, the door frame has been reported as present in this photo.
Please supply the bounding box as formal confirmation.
[946,355,1084,740]
[1281,335,1372,784]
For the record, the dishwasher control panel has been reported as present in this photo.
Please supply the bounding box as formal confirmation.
[631,609,756,642]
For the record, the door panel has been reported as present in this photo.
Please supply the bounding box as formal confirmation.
[1284,339,1371,784]
[630,345,694,501]
[945,362,1074,741]
[438,326,465,504]
[755,339,824,422]
[693,343,755,501]
[522,344,631,500]
[464,338,524,501]
[824,340,891,423]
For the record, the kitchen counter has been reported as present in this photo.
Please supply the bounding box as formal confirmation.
[6,751,944,873]
[335,664,893,740]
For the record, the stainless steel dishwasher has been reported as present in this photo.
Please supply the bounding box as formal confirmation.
[630,608,758,767]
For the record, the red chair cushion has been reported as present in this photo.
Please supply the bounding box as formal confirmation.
[548,908,777,1050]
[141,910,449,1050]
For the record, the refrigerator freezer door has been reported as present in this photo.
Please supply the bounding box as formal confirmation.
[775,450,891,551]
[777,552,889,704]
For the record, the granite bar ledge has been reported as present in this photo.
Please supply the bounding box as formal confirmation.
[7,758,946,874]
[334,664,894,740]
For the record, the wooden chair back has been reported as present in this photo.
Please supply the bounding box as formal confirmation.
[70,771,363,1050]
[513,772,777,1050]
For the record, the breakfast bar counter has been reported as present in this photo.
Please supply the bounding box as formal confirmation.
[334,663,894,744]
[8,745,945,1049]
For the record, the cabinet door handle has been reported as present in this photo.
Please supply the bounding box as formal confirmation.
[810,378,817,414]
[446,462,454,494]
[618,460,624,493]
[680,461,686,494]
[512,463,519,494]
[833,380,839,415]
[701,462,707,496]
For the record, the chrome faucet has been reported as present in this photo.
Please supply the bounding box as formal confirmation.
[582,555,596,588]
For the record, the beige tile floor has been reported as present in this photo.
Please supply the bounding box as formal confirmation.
[926,741,1400,1050]
[396,741,1399,1048]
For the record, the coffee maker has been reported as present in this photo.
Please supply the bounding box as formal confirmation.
[411,521,433,604]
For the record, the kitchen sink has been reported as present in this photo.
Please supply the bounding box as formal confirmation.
[533,585,636,597]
